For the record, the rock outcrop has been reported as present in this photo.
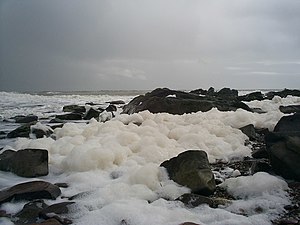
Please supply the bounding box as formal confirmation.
[265,114,300,181]
[122,88,252,115]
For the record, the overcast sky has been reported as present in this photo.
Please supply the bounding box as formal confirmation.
[1,0,300,91]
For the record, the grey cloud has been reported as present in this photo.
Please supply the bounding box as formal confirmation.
[1,0,300,91]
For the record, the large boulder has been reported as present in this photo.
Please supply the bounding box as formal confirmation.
[273,113,300,133]
[265,114,300,181]
[83,107,103,120]
[160,150,216,196]
[122,88,252,115]
[0,181,61,204]
[0,149,48,177]
[265,133,300,181]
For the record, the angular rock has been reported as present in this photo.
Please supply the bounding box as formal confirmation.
[14,200,48,224]
[0,181,61,204]
[0,149,48,177]
[122,88,252,115]
[31,123,53,138]
[40,202,75,219]
[55,113,82,121]
[265,133,300,181]
[239,124,257,141]
[274,114,300,133]
[216,87,238,99]
[7,122,36,138]
[105,104,117,112]
[63,105,86,113]
[83,108,102,120]
[160,150,216,195]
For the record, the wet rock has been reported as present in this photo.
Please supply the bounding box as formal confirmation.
[30,218,63,225]
[266,89,300,99]
[55,113,82,121]
[266,133,300,181]
[106,100,125,105]
[274,114,300,133]
[250,160,272,174]
[238,91,265,102]
[161,150,216,195]
[176,193,215,208]
[63,105,86,113]
[105,104,117,112]
[14,200,48,224]
[54,183,69,188]
[279,105,300,114]
[31,123,53,138]
[251,148,269,159]
[83,108,102,120]
[14,115,38,123]
[7,122,36,138]
[0,148,48,177]
[123,88,252,115]
[0,180,61,204]
[216,87,238,99]
[179,222,202,225]
[239,124,257,141]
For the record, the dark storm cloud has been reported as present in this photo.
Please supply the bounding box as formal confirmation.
[0,0,299,91]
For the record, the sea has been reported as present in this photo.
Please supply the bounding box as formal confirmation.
[0,89,299,225]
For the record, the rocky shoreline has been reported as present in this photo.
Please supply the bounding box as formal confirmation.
[0,87,300,225]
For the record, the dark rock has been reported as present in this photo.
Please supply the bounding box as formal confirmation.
[0,180,61,204]
[122,88,252,115]
[49,118,64,124]
[239,124,257,141]
[179,222,202,225]
[189,88,208,95]
[216,88,238,99]
[14,200,48,224]
[176,193,215,208]
[266,89,300,99]
[30,218,63,225]
[176,193,230,208]
[274,114,300,133]
[55,113,82,121]
[40,202,75,218]
[265,133,300,181]
[252,148,269,159]
[31,124,53,138]
[160,150,216,195]
[7,122,36,138]
[238,91,265,102]
[105,104,117,112]
[62,105,86,113]
[83,108,102,120]
[14,115,39,123]
[106,100,125,105]
[54,183,69,188]
[0,149,48,177]
[279,105,300,114]
[250,160,272,174]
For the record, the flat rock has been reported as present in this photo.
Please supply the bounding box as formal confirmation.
[0,180,61,204]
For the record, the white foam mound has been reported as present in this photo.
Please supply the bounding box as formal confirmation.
[4,95,299,225]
